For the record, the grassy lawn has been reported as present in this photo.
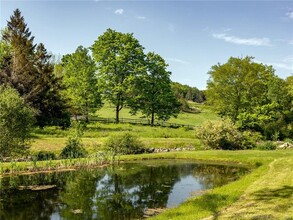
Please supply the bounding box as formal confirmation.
[30,103,216,155]
[95,102,219,126]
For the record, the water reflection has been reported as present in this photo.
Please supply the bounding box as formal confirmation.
[0,160,249,220]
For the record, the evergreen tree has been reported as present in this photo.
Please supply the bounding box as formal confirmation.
[1,9,36,101]
[33,43,70,127]
[0,9,69,127]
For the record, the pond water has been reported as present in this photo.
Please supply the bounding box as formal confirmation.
[0,160,249,220]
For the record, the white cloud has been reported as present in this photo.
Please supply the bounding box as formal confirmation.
[286,11,293,20]
[114,9,124,15]
[212,33,271,46]
[255,60,292,71]
[166,58,189,65]
[137,16,146,20]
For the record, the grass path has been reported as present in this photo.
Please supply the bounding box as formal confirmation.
[210,157,293,219]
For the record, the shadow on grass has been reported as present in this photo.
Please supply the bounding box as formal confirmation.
[253,185,293,201]
[197,193,229,219]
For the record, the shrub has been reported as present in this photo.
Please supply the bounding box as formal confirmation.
[34,151,56,161]
[241,130,263,149]
[60,121,87,159]
[256,141,277,150]
[0,86,35,159]
[60,137,87,159]
[104,133,145,162]
[196,120,248,150]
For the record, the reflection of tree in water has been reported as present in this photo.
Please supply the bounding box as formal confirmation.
[0,172,70,220]
[93,163,181,219]
[0,162,249,220]
[192,164,249,189]
[59,169,104,220]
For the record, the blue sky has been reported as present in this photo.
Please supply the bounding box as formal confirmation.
[1,0,292,89]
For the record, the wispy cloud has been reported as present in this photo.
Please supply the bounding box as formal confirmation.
[137,16,146,20]
[256,59,292,71]
[286,11,293,20]
[212,33,271,46]
[166,58,189,65]
[114,9,124,15]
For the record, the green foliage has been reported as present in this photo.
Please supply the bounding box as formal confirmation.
[91,29,145,123]
[206,56,292,140]
[130,52,181,125]
[61,46,102,122]
[0,86,35,159]
[172,82,205,103]
[1,9,69,128]
[60,122,87,159]
[104,133,145,162]
[196,120,254,150]
[256,141,277,150]
[34,151,56,161]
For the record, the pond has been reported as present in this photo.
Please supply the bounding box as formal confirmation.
[0,160,249,219]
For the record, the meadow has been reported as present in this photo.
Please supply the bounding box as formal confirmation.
[30,102,217,155]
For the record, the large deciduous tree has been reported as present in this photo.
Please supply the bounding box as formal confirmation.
[130,52,180,125]
[206,56,292,139]
[91,29,145,123]
[61,46,102,122]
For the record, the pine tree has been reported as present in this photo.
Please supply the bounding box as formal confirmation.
[33,43,69,127]
[2,9,37,102]
[1,9,69,127]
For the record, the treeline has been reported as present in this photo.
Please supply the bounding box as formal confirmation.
[0,9,187,128]
[172,82,205,103]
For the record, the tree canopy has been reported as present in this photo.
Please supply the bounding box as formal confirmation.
[130,52,181,125]
[61,46,102,122]
[206,56,292,139]
[91,29,145,123]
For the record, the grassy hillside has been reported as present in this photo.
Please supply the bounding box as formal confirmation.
[31,103,218,155]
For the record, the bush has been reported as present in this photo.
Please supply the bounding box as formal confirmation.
[256,141,277,150]
[60,137,87,159]
[0,86,35,159]
[60,121,87,159]
[104,133,145,162]
[34,151,56,161]
[196,120,252,150]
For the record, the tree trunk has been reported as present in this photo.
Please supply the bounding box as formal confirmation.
[85,99,89,123]
[116,104,120,123]
[151,112,155,126]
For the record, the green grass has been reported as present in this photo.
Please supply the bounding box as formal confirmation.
[30,103,217,155]
[95,102,219,126]
[120,150,293,220]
